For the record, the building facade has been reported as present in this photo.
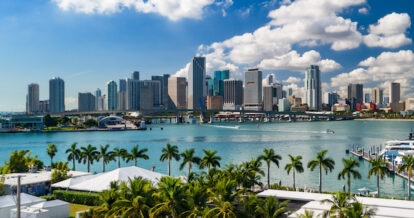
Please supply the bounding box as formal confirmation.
[347,83,363,110]
[78,92,95,112]
[27,83,39,114]
[187,57,206,110]
[223,79,243,110]
[107,80,118,111]
[371,88,383,104]
[278,98,290,112]
[151,74,170,109]
[244,69,262,111]
[328,92,339,107]
[168,77,187,109]
[206,96,223,110]
[263,86,274,111]
[95,89,102,111]
[131,71,140,80]
[304,65,322,111]
[49,77,65,113]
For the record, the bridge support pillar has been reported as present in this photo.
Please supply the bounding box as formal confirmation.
[176,112,180,124]
[210,113,214,123]
[315,115,319,121]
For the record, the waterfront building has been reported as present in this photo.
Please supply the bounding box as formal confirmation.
[49,77,65,113]
[95,88,102,111]
[187,57,206,110]
[347,83,363,110]
[26,83,39,114]
[371,88,383,104]
[211,70,230,97]
[406,98,414,111]
[332,103,350,112]
[207,76,214,96]
[364,93,370,104]
[119,79,126,92]
[126,79,161,110]
[168,77,187,109]
[151,74,170,109]
[107,80,118,111]
[206,96,223,110]
[139,86,154,110]
[263,86,274,111]
[278,98,290,112]
[289,95,302,107]
[304,65,322,111]
[38,100,49,113]
[327,92,339,107]
[78,92,95,112]
[223,79,243,110]
[131,71,140,80]
[244,68,263,111]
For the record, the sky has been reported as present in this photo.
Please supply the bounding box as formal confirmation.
[0,0,413,111]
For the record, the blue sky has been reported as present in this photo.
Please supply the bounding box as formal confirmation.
[0,0,413,111]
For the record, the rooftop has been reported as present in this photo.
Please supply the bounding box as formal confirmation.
[4,170,90,186]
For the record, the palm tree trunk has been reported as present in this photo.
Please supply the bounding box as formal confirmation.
[134,158,137,167]
[377,175,380,197]
[409,173,412,200]
[188,162,191,179]
[118,156,121,168]
[319,163,322,193]
[72,158,76,171]
[168,158,171,176]
[87,157,90,173]
[293,170,296,189]
[267,163,270,189]
[51,157,53,168]
[348,173,351,195]
[103,159,105,172]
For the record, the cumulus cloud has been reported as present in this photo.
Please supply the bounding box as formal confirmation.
[358,8,368,14]
[283,76,302,84]
[258,50,341,72]
[363,12,412,48]
[53,0,217,21]
[330,50,414,98]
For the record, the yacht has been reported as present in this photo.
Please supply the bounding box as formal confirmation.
[379,133,414,157]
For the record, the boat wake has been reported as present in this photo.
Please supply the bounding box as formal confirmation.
[209,125,241,130]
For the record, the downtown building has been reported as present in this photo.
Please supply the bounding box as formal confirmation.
[187,57,206,110]
[304,65,322,111]
[223,79,243,110]
[389,82,403,112]
[151,74,170,109]
[26,83,39,114]
[347,83,363,110]
[118,79,127,110]
[371,88,384,105]
[168,77,187,109]
[126,77,161,110]
[49,77,65,113]
[107,80,118,111]
[78,92,95,112]
[244,68,262,111]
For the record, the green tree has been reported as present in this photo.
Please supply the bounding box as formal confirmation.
[205,179,242,218]
[150,177,187,218]
[0,150,42,173]
[307,149,335,193]
[98,144,115,172]
[258,148,282,188]
[181,183,208,218]
[284,155,304,189]
[322,192,376,218]
[180,148,201,179]
[127,145,149,167]
[47,144,58,167]
[65,142,80,171]
[160,143,180,176]
[84,119,98,128]
[51,161,71,183]
[255,197,289,218]
[113,147,128,168]
[368,156,390,198]
[44,114,58,127]
[80,145,99,173]
[338,157,361,195]
[200,149,221,174]
[398,155,414,200]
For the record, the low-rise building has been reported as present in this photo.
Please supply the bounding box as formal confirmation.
[332,103,350,112]
[278,98,290,112]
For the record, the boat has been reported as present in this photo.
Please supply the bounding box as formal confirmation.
[379,132,414,157]
[326,129,335,134]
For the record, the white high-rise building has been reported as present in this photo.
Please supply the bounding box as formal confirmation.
[95,88,102,111]
[304,65,322,111]
[49,77,65,113]
[26,83,39,114]
[107,80,118,111]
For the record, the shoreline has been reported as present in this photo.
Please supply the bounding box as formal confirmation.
[355,118,414,122]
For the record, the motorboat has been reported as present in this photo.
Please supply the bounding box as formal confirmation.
[379,132,414,157]
[326,129,335,134]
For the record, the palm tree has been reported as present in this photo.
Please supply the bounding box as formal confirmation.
[66,142,80,170]
[205,179,242,218]
[284,155,304,189]
[80,144,99,172]
[398,155,414,200]
[338,157,361,195]
[180,148,201,178]
[181,183,208,218]
[127,145,149,167]
[368,156,390,197]
[258,148,282,188]
[47,144,57,167]
[255,197,289,218]
[150,177,187,218]
[307,149,335,193]
[98,144,115,172]
[200,149,221,174]
[160,143,180,176]
[113,147,128,168]
[322,192,352,218]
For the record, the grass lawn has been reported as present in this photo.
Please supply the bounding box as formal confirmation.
[70,203,93,218]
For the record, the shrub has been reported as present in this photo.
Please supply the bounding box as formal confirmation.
[53,190,100,206]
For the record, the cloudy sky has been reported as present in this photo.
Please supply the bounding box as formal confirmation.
[0,0,413,111]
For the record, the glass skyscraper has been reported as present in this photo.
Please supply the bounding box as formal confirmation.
[304,65,321,111]
[187,57,206,110]
[107,80,118,111]
[49,77,65,113]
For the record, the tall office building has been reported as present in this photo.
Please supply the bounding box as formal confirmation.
[223,79,243,110]
[107,80,118,111]
[38,100,49,113]
[131,71,140,80]
[390,82,400,103]
[288,88,293,97]
[95,88,102,111]
[26,83,39,114]
[139,86,154,110]
[97,95,106,111]
[212,70,230,97]
[187,57,206,110]
[364,93,370,104]
[244,68,262,111]
[328,92,339,107]
[263,86,274,111]
[126,79,161,110]
[168,77,187,109]
[152,74,170,109]
[371,88,383,104]
[304,65,322,111]
[118,79,127,111]
[207,76,214,96]
[347,83,363,110]
[78,92,95,112]
[49,77,65,113]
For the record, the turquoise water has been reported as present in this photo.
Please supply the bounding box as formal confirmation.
[0,120,413,198]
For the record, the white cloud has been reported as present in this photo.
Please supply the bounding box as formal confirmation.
[358,8,368,14]
[65,97,78,110]
[364,12,412,48]
[258,50,341,72]
[329,50,414,99]
[53,0,216,21]
[283,76,302,84]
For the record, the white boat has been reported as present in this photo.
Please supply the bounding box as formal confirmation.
[379,133,414,157]
[326,129,335,134]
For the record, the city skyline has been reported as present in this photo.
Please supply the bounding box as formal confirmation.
[1,0,414,111]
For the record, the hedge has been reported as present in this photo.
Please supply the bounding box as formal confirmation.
[53,190,100,206]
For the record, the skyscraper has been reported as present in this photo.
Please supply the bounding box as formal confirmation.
[371,88,383,104]
[390,82,400,103]
[168,77,187,109]
[364,93,370,104]
[187,57,206,110]
[151,74,170,109]
[26,83,39,114]
[126,79,161,110]
[131,71,140,80]
[328,92,339,107]
[49,77,65,113]
[107,80,118,111]
[118,79,127,111]
[95,88,102,111]
[244,68,262,111]
[223,79,243,110]
[78,92,95,112]
[263,86,274,111]
[347,84,363,110]
[304,65,322,111]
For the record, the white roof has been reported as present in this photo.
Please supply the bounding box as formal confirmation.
[31,200,69,209]
[0,193,46,208]
[4,170,90,186]
[257,189,331,201]
[52,166,166,192]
